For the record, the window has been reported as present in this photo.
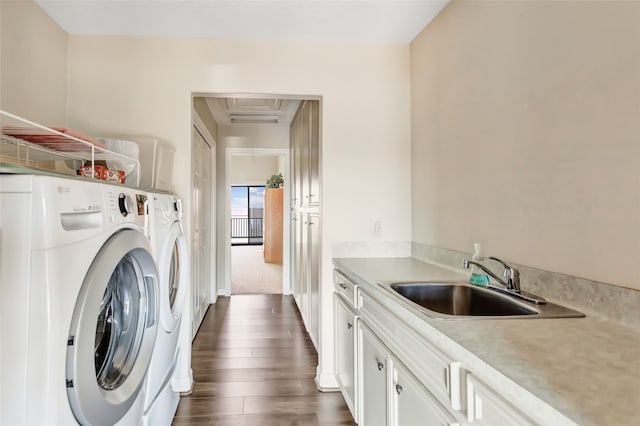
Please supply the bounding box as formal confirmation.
[231,186,265,245]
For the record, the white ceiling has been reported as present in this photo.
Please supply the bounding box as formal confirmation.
[36,0,449,44]
[204,97,301,126]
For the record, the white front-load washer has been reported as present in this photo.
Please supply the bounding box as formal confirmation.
[0,173,159,426]
[143,192,188,425]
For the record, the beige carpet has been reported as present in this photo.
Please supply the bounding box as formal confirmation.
[231,245,283,294]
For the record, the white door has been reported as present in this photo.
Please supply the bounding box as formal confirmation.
[191,125,212,338]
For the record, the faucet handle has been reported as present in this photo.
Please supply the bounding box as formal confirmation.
[487,257,520,291]
[510,268,521,290]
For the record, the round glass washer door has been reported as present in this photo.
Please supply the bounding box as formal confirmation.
[159,221,188,333]
[66,230,158,426]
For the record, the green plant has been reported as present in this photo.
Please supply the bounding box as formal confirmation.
[266,173,284,188]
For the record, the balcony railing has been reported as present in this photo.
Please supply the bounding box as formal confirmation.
[231,216,263,245]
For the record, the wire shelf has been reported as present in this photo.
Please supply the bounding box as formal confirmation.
[0,110,140,186]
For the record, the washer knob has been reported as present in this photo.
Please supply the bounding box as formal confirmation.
[118,193,133,217]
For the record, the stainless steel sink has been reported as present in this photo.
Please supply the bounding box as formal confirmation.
[379,281,584,320]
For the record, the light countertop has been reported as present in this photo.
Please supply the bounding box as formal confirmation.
[333,257,640,426]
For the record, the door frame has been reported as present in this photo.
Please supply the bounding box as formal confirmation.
[223,147,291,296]
[173,109,216,393]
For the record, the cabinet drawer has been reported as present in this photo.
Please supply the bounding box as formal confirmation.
[360,290,462,412]
[466,374,535,426]
[334,270,358,308]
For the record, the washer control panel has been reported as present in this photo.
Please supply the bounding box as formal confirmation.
[118,193,134,217]
[106,190,148,227]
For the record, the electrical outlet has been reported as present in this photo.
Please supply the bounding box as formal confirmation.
[372,220,382,239]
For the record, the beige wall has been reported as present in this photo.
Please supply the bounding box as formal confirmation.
[411,0,640,289]
[0,0,68,124]
[66,35,412,384]
[218,123,289,149]
[1,2,412,382]
[229,155,280,186]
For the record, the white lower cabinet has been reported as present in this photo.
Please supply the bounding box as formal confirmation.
[359,323,389,426]
[292,212,321,348]
[466,374,535,426]
[334,271,536,426]
[393,358,460,426]
[359,321,459,426]
[335,293,358,420]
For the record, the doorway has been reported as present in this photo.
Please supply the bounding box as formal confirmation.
[192,94,301,297]
[228,153,284,295]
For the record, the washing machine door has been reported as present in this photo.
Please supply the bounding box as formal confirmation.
[159,221,188,332]
[66,229,159,426]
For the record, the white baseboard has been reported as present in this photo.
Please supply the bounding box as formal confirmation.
[314,371,340,392]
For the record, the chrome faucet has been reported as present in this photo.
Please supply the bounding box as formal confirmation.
[487,257,520,291]
[463,257,545,304]
[462,257,520,291]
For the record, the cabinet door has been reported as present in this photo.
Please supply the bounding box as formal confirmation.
[291,212,303,306]
[300,101,311,206]
[335,295,357,419]
[307,213,320,343]
[291,99,320,208]
[290,118,298,206]
[300,213,309,327]
[393,358,459,426]
[308,100,320,206]
[359,324,389,426]
[466,374,534,426]
[291,112,303,207]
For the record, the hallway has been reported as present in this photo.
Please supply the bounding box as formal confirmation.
[172,295,356,425]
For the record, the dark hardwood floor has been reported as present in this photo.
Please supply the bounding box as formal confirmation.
[172,294,356,425]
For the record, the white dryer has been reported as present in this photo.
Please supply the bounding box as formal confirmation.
[0,173,158,426]
[143,192,188,425]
